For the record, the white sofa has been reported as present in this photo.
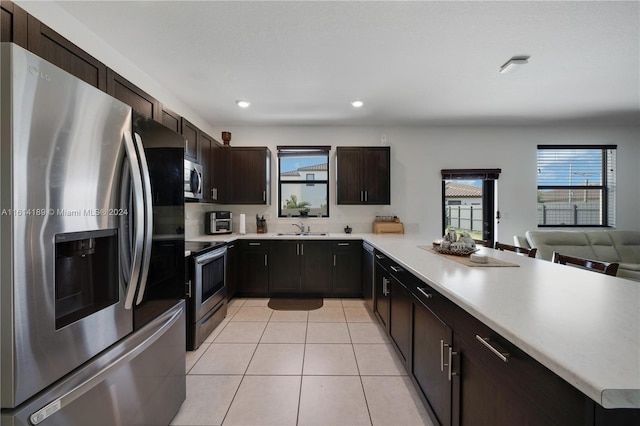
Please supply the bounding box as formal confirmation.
[517,230,640,281]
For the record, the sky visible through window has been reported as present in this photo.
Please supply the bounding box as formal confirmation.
[280,157,326,173]
[537,149,603,186]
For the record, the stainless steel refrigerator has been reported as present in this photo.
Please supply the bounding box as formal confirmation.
[1,43,186,425]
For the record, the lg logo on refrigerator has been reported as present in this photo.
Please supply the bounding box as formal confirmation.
[28,66,51,81]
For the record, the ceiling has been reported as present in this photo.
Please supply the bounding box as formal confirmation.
[55,1,639,127]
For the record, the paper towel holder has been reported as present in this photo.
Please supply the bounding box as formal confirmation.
[239,213,246,235]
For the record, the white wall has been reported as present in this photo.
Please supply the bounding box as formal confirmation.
[204,125,640,240]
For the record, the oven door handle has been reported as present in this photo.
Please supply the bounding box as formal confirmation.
[133,133,153,306]
[122,131,145,310]
[194,246,227,264]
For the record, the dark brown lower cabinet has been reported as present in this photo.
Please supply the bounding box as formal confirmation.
[452,330,589,426]
[269,240,332,295]
[413,296,453,426]
[301,241,333,294]
[269,241,300,293]
[374,261,390,330]
[225,242,238,300]
[389,277,411,363]
[238,240,269,296]
[332,241,362,296]
[366,255,640,426]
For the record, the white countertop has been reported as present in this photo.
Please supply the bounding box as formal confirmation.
[363,234,640,409]
[186,232,640,408]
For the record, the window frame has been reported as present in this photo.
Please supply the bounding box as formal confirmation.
[441,168,501,247]
[536,145,616,228]
[277,146,330,218]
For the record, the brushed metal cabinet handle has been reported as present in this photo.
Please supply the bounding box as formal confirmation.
[448,346,458,381]
[475,335,510,363]
[390,265,404,273]
[417,287,433,299]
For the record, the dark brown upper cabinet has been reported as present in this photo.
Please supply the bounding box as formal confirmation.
[161,107,181,133]
[200,132,224,203]
[180,118,199,163]
[1,0,27,48]
[26,15,107,91]
[336,146,390,205]
[106,69,160,121]
[226,147,271,205]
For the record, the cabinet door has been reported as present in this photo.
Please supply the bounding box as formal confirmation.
[27,16,107,91]
[210,142,226,202]
[333,241,363,296]
[269,241,301,293]
[228,147,270,204]
[336,147,363,204]
[1,0,27,47]
[181,118,199,162]
[336,147,390,205]
[413,297,453,426]
[389,277,411,363]
[374,262,390,330]
[200,132,214,202]
[452,326,590,426]
[363,147,391,204]
[226,242,238,301]
[301,241,333,294]
[107,69,160,120]
[239,241,269,296]
[362,243,375,311]
[161,107,181,133]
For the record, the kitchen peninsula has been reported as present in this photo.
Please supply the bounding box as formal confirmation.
[191,232,640,425]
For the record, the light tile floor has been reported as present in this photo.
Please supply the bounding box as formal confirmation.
[171,298,433,426]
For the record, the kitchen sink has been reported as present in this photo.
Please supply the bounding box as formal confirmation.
[274,232,329,236]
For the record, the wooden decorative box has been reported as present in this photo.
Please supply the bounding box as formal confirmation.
[372,221,404,234]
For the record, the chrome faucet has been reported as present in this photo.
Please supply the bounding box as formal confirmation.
[292,222,305,233]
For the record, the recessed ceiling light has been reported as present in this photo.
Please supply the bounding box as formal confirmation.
[236,100,251,108]
[351,100,364,108]
[499,56,530,74]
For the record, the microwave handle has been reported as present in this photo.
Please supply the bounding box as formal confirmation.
[195,168,202,194]
[133,133,154,306]
[122,132,145,310]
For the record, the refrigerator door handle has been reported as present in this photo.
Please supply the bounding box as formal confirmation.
[133,133,154,306]
[122,131,145,309]
[29,305,184,425]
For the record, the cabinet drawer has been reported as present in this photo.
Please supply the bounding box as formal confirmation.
[242,240,267,250]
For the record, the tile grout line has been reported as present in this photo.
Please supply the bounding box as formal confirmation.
[219,311,269,426]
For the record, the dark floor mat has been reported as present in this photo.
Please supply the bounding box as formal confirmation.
[267,297,323,311]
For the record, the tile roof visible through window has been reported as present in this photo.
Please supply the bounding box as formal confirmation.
[280,163,327,176]
[445,182,482,197]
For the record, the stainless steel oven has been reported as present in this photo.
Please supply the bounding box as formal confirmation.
[186,242,227,350]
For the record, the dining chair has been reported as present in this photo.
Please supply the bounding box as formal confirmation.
[551,251,619,276]
[494,242,537,258]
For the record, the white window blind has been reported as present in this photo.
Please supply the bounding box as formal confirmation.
[537,145,616,227]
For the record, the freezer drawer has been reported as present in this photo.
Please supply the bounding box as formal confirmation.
[1,301,186,426]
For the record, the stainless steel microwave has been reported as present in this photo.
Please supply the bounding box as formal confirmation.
[184,159,203,200]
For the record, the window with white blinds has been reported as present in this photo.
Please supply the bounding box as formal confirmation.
[537,145,616,227]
